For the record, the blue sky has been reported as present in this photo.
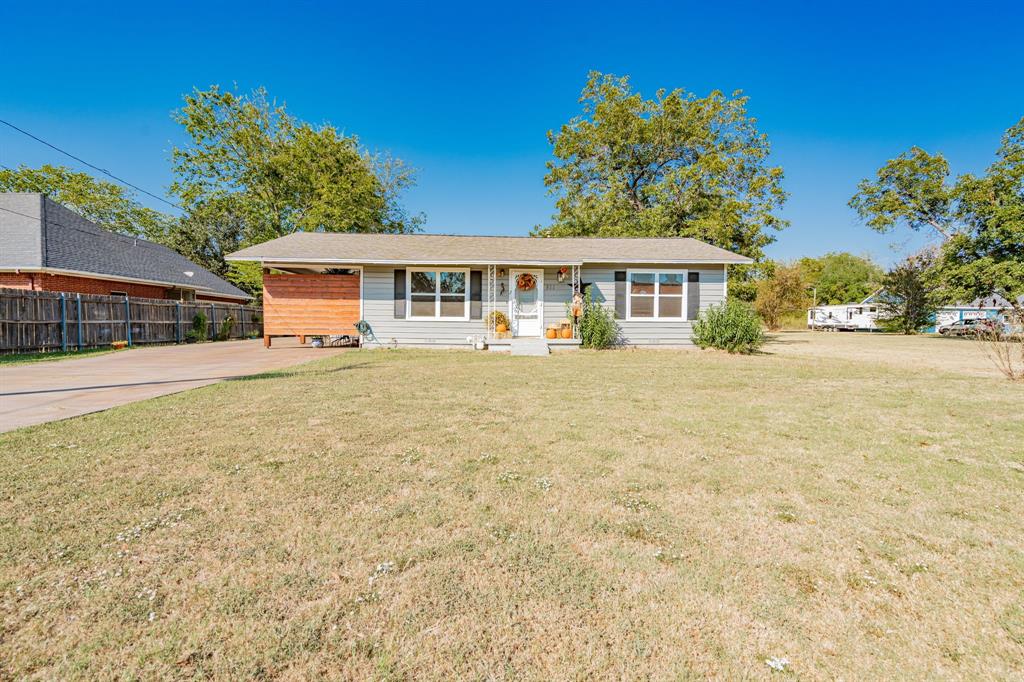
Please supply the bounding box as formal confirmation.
[2,0,1022,265]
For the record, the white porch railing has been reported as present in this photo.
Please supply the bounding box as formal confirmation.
[487,264,498,338]
[571,264,581,339]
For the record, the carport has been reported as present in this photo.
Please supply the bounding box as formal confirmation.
[262,270,362,348]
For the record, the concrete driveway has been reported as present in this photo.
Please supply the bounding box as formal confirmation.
[0,339,347,433]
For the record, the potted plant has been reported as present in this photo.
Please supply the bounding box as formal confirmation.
[486,310,510,335]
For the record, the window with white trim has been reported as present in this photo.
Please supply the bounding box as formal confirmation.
[408,268,469,319]
[626,269,686,320]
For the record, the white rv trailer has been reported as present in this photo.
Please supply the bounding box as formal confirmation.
[807,292,1019,333]
[806,301,880,331]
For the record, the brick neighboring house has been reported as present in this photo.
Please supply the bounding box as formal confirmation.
[0,193,249,302]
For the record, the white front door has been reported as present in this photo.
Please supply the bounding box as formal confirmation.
[510,269,543,337]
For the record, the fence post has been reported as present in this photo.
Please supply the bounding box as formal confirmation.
[124,295,132,347]
[176,301,182,344]
[238,304,244,339]
[60,293,67,352]
[76,294,83,350]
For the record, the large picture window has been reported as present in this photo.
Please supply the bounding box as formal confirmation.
[627,269,686,320]
[408,268,469,319]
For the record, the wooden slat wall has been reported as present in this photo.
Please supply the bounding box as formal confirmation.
[263,273,361,337]
[0,287,263,353]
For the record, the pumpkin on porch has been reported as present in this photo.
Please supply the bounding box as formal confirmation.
[545,326,558,339]
[486,310,510,335]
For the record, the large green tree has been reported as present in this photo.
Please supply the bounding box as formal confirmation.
[932,119,1023,307]
[877,256,940,334]
[0,164,170,238]
[797,252,884,305]
[849,148,957,240]
[170,85,423,294]
[536,72,787,299]
[850,117,1023,308]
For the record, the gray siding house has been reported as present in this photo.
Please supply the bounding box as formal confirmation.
[227,233,750,349]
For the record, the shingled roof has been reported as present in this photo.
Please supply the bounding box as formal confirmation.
[0,194,249,300]
[226,231,753,265]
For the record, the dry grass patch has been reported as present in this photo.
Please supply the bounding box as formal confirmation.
[1,343,1022,679]
[766,330,1005,379]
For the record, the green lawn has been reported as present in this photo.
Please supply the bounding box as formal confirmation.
[1,340,1022,679]
[0,347,118,366]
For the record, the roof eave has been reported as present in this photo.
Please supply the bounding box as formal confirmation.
[0,266,250,299]
[226,256,752,266]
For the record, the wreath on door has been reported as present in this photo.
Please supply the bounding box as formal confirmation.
[516,273,537,291]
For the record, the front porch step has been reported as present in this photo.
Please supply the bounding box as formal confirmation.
[509,338,550,356]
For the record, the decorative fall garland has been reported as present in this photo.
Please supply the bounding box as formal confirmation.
[516,273,537,291]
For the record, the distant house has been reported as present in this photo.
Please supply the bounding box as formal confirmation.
[0,193,248,302]
[226,232,750,349]
[807,290,1020,333]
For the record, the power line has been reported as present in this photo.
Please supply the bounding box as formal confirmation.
[0,204,43,222]
[0,204,40,221]
[0,118,182,211]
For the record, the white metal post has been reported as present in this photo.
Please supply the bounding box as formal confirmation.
[571,264,581,339]
[487,264,497,338]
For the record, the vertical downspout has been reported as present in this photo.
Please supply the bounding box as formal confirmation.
[76,294,83,350]
[124,295,132,346]
[60,292,67,352]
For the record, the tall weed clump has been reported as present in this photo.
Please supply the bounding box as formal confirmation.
[186,311,208,343]
[218,315,234,341]
[578,287,619,349]
[692,300,764,353]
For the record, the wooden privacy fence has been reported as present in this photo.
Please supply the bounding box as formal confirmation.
[0,288,263,354]
[263,272,361,341]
